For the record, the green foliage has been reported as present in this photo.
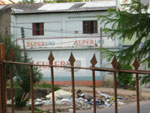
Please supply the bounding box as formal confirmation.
[0,35,22,80]
[19,0,35,3]
[34,83,60,91]
[98,0,150,84]
[15,89,29,107]
[34,83,51,88]
[28,105,44,112]
[16,65,42,93]
[141,75,150,85]
[0,35,42,106]
[118,64,135,89]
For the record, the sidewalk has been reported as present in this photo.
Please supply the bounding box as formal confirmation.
[61,100,150,113]
[61,86,150,99]
[8,101,150,113]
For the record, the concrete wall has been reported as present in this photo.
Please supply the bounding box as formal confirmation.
[11,11,107,40]
[10,11,119,85]
[27,48,117,86]
[0,8,11,36]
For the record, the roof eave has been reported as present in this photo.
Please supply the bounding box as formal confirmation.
[12,6,116,15]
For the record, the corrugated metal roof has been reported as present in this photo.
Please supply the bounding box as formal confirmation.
[1,1,116,15]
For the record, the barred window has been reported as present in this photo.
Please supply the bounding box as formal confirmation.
[32,23,44,36]
[83,20,97,34]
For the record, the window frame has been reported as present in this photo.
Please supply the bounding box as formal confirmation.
[83,20,98,34]
[32,23,44,36]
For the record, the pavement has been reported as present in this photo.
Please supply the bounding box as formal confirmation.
[62,100,150,113]
[8,100,150,113]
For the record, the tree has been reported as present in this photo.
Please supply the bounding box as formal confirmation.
[98,0,150,85]
[19,0,35,3]
[0,35,42,106]
[118,64,135,89]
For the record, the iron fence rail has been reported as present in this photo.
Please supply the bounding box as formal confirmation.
[4,60,150,74]
[0,43,150,113]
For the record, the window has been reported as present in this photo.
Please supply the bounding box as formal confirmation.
[32,23,44,36]
[83,20,97,34]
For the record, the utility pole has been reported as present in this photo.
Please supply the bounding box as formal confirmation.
[5,27,8,36]
[100,27,103,84]
[21,27,26,61]
[100,27,103,68]
[116,0,119,10]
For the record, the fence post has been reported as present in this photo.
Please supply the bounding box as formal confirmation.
[90,54,97,113]
[48,51,55,113]
[29,62,35,113]
[0,43,7,113]
[69,52,76,113]
[111,56,120,113]
[9,49,15,113]
[133,58,140,113]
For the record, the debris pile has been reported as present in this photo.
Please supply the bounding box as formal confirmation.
[7,89,125,112]
[33,89,124,111]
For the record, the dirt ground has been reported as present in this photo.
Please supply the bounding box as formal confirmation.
[8,86,150,113]
[61,86,150,103]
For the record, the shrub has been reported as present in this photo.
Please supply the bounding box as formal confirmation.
[15,89,29,107]
[118,64,135,89]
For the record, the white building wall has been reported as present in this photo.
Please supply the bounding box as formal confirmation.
[27,48,111,81]
[10,11,118,82]
[11,12,106,39]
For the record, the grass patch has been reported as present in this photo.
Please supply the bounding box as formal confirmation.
[28,105,44,112]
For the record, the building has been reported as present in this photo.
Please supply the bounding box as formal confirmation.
[0,1,119,86]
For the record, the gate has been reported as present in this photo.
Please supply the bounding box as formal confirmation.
[0,43,150,113]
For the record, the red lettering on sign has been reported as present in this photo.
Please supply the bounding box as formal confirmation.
[82,40,86,45]
[26,41,47,47]
[33,42,36,46]
[78,40,81,45]
[27,41,30,47]
[60,61,66,66]
[42,42,45,46]
[36,61,66,69]
[54,61,58,66]
[74,40,95,46]
[90,40,94,45]
[36,61,42,69]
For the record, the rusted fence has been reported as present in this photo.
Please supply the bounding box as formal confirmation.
[0,43,150,113]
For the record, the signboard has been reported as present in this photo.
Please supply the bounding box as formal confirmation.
[27,49,107,81]
[119,0,131,9]
[120,0,131,4]
[16,36,118,49]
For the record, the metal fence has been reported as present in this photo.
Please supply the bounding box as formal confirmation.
[0,43,150,113]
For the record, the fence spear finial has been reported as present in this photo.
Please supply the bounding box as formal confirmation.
[111,56,120,69]
[90,54,97,67]
[133,58,140,70]
[69,52,75,66]
[48,51,54,65]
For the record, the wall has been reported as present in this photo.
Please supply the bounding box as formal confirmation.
[11,11,107,39]
[27,48,117,86]
[10,11,119,85]
[0,8,11,36]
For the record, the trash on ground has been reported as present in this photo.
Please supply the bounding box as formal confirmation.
[46,89,72,99]
[7,89,125,112]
